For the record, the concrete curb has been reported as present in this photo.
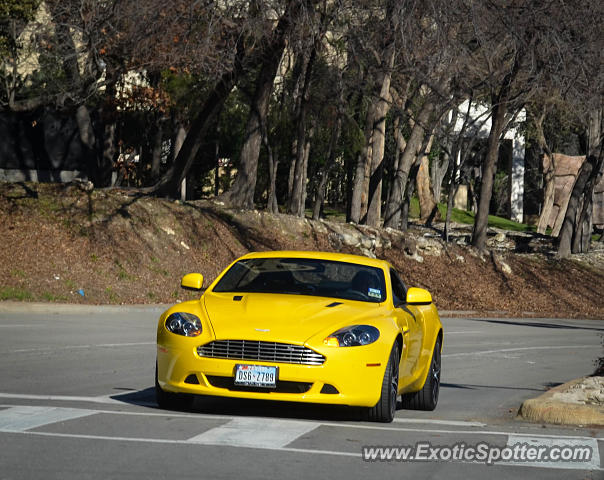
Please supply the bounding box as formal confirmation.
[0,301,170,315]
[519,377,604,426]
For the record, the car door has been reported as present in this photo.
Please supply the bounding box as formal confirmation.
[390,269,425,385]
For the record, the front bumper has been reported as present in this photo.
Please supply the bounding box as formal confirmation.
[157,336,390,407]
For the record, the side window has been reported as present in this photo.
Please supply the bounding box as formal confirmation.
[390,269,407,307]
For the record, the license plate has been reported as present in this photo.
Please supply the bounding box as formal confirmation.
[234,364,278,388]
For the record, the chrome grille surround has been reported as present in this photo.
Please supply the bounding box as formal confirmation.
[197,340,325,365]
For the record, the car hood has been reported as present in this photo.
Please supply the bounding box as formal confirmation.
[203,291,382,344]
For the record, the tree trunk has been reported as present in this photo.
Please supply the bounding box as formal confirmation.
[222,45,289,209]
[400,177,416,232]
[471,99,507,250]
[383,97,435,229]
[534,108,555,234]
[558,157,596,257]
[150,64,241,197]
[262,124,279,214]
[75,104,98,182]
[312,113,342,220]
[385,114,405,210]
[349,149,366,223]
[365,45,395,227]
[300,122,315,214]
[444,162,457,242]
[416,133,437,222]
[558,108,603,257]
[100,83,118,188]
[472,53,521,251]
[289,45,317,216]
[150,120,164,181]
[151,0,310,198]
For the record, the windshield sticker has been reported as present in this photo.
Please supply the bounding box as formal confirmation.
[368,288,381,298]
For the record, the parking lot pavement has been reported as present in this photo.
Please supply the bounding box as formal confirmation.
[0,307,603,479]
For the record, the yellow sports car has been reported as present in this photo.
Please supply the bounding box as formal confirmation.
[156,250,443,422]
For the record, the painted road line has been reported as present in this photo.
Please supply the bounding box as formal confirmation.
[443,345,597,358]
[4,430,601,470]
[8,341,155,354]
[0,400,602,441]
[0,393,122,404]
[188,417,319,448]
[325,423,604,441]
[505,435,600,470]
[16,430,362,457]
[394,418,486,427]
[0,324,38,328]
[0,406,96,432]
[444,331,483,335]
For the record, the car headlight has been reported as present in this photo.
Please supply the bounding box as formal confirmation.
[165,312,202,337]
[324,325,380,347]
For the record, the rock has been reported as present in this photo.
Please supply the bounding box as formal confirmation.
[493,253,512,275]
[360,248,376,259]
[409,253,424,263]
[328,233,342,250]
[403,236,417,256]
[455,237,469,246]
[340,231,362,248]
[311,221,328,234]
[360,236,374,249]
[416,236,443,256]
[500,261,512,274]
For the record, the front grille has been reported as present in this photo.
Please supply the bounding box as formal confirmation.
[206,375,313,394]
[197,340,325,365]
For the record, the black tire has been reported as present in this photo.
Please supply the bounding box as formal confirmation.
[401,338,441,411]
[155,363,193,411]
[365,343,400,423]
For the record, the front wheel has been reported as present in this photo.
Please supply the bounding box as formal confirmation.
[401,338,441,411]
[365,342,400,423]
[155,363,193,411]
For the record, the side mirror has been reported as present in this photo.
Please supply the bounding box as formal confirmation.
[181,273,204,291]
[406,287,432,305]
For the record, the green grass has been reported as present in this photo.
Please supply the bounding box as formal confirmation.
[0,287,33,301]
[105,287,118,302]
[10,269,26,278]
[115,260,134,281]
[42,292,68,302]
[409,197,533,232]
[148,265,169,277]
[307,197,533,232]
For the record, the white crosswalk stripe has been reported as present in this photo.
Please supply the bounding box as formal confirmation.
[0,406,95,432]
[188,417,319,448]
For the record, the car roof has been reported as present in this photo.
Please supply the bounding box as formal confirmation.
[239,250,391,270]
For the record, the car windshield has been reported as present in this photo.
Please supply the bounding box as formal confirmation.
[212,257,387,303]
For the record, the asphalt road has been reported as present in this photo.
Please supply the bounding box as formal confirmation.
[0,303,602,479]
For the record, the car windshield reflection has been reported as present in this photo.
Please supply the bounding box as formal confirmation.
[212,257,387,303]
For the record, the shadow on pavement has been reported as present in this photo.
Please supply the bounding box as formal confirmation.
[464,317,604,332]
[109,386,365,422]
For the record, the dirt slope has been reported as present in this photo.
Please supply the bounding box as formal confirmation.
[1,182,603,318]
